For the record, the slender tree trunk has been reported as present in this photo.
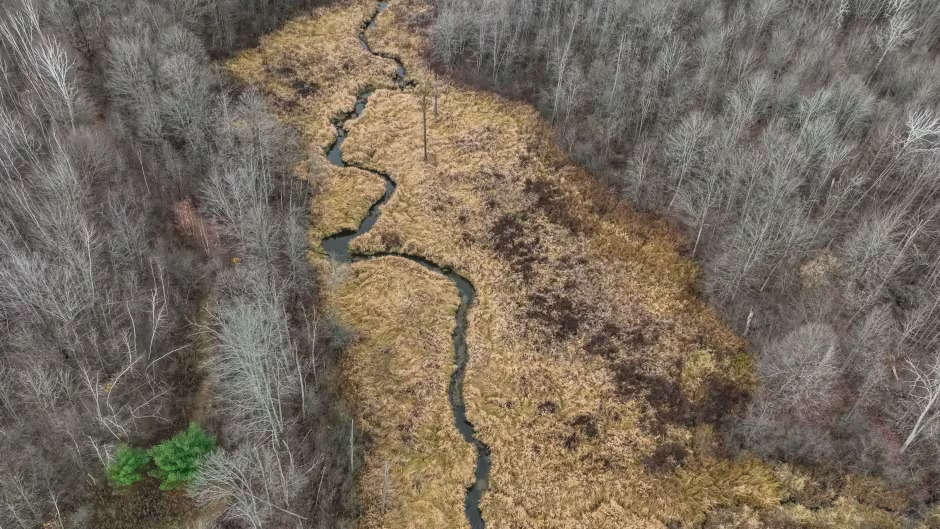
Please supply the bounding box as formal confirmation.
[551,9,579,126]
[667,165,688,212]
[692,208,706,257]
[349,419,355,471]
[608,32,626,108]
[381,461,390,513]
[901,390,938,452]
[422,93,428,162]
[743,309,755,336]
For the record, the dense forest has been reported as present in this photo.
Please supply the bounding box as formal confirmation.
[0,0,357,528]
[431,0,940,486]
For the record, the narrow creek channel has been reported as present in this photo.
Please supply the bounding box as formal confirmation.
[320,3,490,527]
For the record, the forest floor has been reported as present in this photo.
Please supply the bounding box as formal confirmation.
[227,0,918,527]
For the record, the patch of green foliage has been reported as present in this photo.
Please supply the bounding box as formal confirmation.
[108,446,151,487]
[148,423,217,490]
[108,423,217,491]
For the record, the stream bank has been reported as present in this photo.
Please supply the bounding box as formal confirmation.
[321,2,489,526]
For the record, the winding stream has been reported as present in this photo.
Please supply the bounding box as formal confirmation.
[321,3,489,527]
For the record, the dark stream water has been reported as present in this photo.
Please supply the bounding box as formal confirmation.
[320,3,489,526]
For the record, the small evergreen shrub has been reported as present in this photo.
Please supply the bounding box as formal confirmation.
[108,446,151,487]
[148,423,217,490]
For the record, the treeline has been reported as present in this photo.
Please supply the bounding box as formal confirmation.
[0,0,351,528]
[189,91,358,529]
[431,0,940,487]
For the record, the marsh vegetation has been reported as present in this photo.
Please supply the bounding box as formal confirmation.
[431,0,940,498]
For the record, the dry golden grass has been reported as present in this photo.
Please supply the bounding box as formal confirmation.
[308,157,386,248]
[343,78,772,529]
[225,0,398,150]
[340,4,908,528]
[701,498,905,529]
[231,0,909,527]
[776,499,902,528]
[227,3,476,525]
[329,257,475,528]
[368,0,434,85]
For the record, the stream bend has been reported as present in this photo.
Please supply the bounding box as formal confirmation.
[320,3,489,527]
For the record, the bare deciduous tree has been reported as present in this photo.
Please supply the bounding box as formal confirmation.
[900,350,940,452]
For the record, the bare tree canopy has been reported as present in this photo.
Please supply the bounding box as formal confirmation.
[0,0,348,527]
